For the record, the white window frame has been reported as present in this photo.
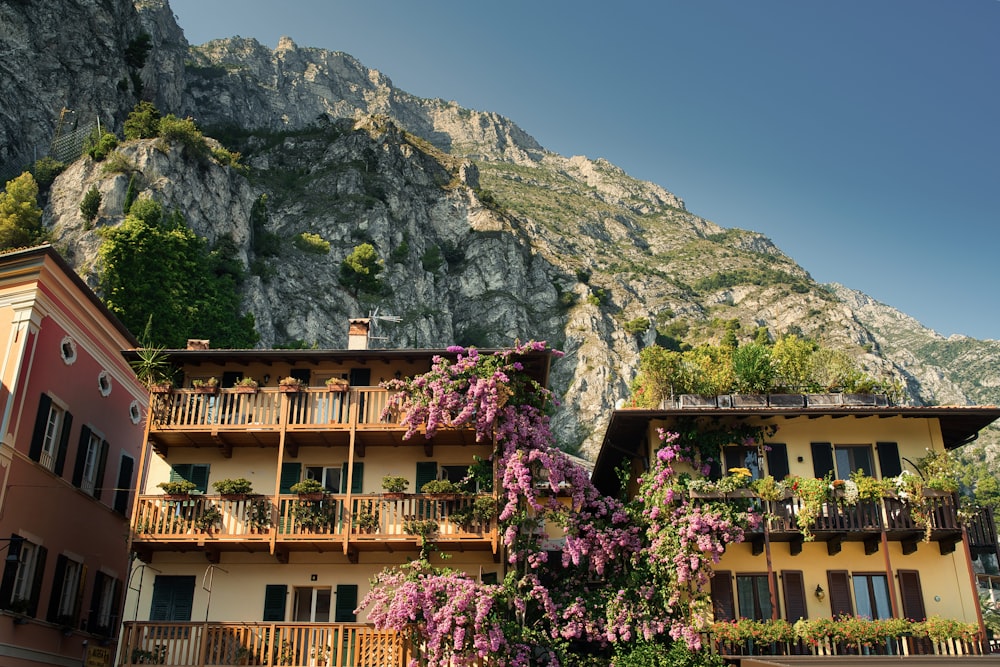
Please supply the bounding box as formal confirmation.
[60,337,77,365]
[58,558,82,618]
[40,402,66,471]
[96,575,115,628]
[306,466,342,493]
[12,541,39,604]
[97,371,112,397]
[81,431,102,495]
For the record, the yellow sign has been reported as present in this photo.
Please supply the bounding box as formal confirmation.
[85,645,111,667]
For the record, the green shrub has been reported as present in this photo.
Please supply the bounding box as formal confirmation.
[421,245,443,272]
[339,243,384,295]
[123,101,161,140]
[158,115,208,157]
[31,157,65,188]
[101,150,134,175]
[123,174,140,214]
[624,317,649,336]
[210,146,244,171]
[293,232,330,255]
[80,186,101,223]
[390,238,409,263]
[85,130,119,161]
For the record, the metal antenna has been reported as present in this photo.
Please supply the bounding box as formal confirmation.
[367,307,401,347]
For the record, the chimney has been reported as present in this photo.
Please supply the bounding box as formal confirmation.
[187,339,210,350]
[347,319,370,350]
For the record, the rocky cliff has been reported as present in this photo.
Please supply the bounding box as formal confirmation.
[5,1,997,456]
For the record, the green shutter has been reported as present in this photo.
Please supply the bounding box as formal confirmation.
[149,575,195,621]
[170,464,209,493]
[416,462,438,493]
[334,584,358,622]
[262,585,287,621]
[279,462,302,493]
[170,464,192,484]
[341,462,364,493]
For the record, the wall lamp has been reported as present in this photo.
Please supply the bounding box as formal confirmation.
[262,374,270,385]
[814,585,825,601]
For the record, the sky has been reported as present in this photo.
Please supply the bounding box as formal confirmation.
[169,0,999,341]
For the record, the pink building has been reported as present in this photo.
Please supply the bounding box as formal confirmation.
[0,246,147,667]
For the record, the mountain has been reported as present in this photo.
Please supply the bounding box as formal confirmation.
[2,0,996,457]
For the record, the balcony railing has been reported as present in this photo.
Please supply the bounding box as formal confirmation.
[119,621,408,667]
[132,493,497,553]
[703,633,985,658]
[152,387,396,430]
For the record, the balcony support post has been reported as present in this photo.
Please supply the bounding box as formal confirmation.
[345,390,359,557]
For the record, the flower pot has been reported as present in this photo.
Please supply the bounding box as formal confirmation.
[279,385,302,393]
[726,489,755,498]
[297,493,325,501]
[689,490,725,499]
[150,383,172,394]
[768,394,805,407]
[732,394,768,407]
[383,492,406,500]
[327,384,349,392]
[191,386,218,395]
[679,394,718,408]
[234,386,258,394]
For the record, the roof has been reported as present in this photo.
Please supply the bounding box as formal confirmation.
[592,402,1000,493]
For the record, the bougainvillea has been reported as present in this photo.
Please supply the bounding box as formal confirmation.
[360,343,753,666]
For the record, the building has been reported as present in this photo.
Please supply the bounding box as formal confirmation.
[118,325,553,666]
[0,246,147,667]
[592,393,1000,659]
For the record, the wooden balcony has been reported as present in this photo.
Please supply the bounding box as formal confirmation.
[131,493,498,562]
[147,387,485,455]
[732,492,971,556]
[119,621,408,666]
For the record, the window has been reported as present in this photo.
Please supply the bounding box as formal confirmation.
[835,445,874,479]
[724,447,763,480]
[262,584,287,621]
[97,371,112,396]
[73,427,107,497]
[736,573,776,621]
[293,587,331,622]
[2,537,46,616]
[89,572,120,634]
[30,394,72,475]
[335,584,357,623]
[852,573,891,620]
[47,554,83,624]
[169,464,210,494]
[129,400,142,424]
[60,336,77,364]
[40,403,66,471]
[149,575,195,621]
[306,466,342,493]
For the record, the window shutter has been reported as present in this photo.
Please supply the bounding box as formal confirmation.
[334,584,358,622]
[827,570,853,618]
[898,570,926,621]
[53,411,72,476]
[782,570,808,622]
[416,462,438,492]
[150,575,195,621]
[811,443,834,479]
[280,462,302,493]
[0,534,18,609]
[72,425,92,487]
[877,442,902,479]
[94,441,109,500]
[344,462,363,493]
[88,571,106,633]
[29,394,52,462]
[170,464,192,484]
[47,554,67,622]
[262,584,287,621]
[190,464,210,494]
[766,443,789,481]
[113,456,134,515]
[710,570,735,621]
[28,546,46,617]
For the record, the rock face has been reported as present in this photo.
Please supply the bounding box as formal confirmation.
[5,2,997,456]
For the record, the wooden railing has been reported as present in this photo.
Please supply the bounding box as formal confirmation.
[133,493,496,543]
[758,492,962,536]
[705,633,985,658]
[152,388,397,430]
[119,621,409,666]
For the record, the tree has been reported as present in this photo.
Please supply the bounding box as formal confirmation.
[339,242,384,295]
[80,186,102,223]
[732,342,774,393]
[0,172,46,249]
[97,197,258,348]
[771,334,816,392]
[123,101,161,140]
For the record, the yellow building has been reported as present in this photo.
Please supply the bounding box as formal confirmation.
[118,325,552,667]
[592,395,1000,659]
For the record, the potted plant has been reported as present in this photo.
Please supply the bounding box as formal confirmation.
[212,477,254,497]
[247,498,273,531]
[130,345,174,392]
[290,501,332,531]
[750,474,788,501]
[191,377,219,393]
[451,495,496,530]
[420,479,464,499]
[278,376,305,392]
[158,480,197,498]
[195,504,222,531]
[325,377,349,392]
[719,467,754,497]
[686,478,723,499]
[381,474,409,498]
[290,478,326,500]
[234,377,259,393]
[355,507,380,533]
[403,518,439,541]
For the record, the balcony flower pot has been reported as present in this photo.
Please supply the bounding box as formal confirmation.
[158,480,196,498]
[191,377,219,394]
[679,394,717,408]
[768,394,805,407]
[212,478,254,497]
[326,378,349,392]
[290,479,326,501]
[726,488,755,499]
[732,394,768,407]
[381,474,410,499]
[278,377,305,393]
[233,378,259,393]
[150,382,173,394]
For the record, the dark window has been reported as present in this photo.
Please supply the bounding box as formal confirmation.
[292,587,330,622]
[149,575,195,621]
[834,446,874,479]
[280,462,302,493]
[88,572,121,635]
[876,442,902,478]
[0,536,46,617]
[416,462,438,493]
[766,443,789,481]
[113,454,134,515]
[724,447,762,480]
[29,393,72,475]
[47,554,84,625]
[811,443,834,478]
[170,464,210,493]
[781,570,808,622]
[340,462,363,493]
[737,573,776,621]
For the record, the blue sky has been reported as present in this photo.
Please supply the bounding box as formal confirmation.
[169,0,999,341]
